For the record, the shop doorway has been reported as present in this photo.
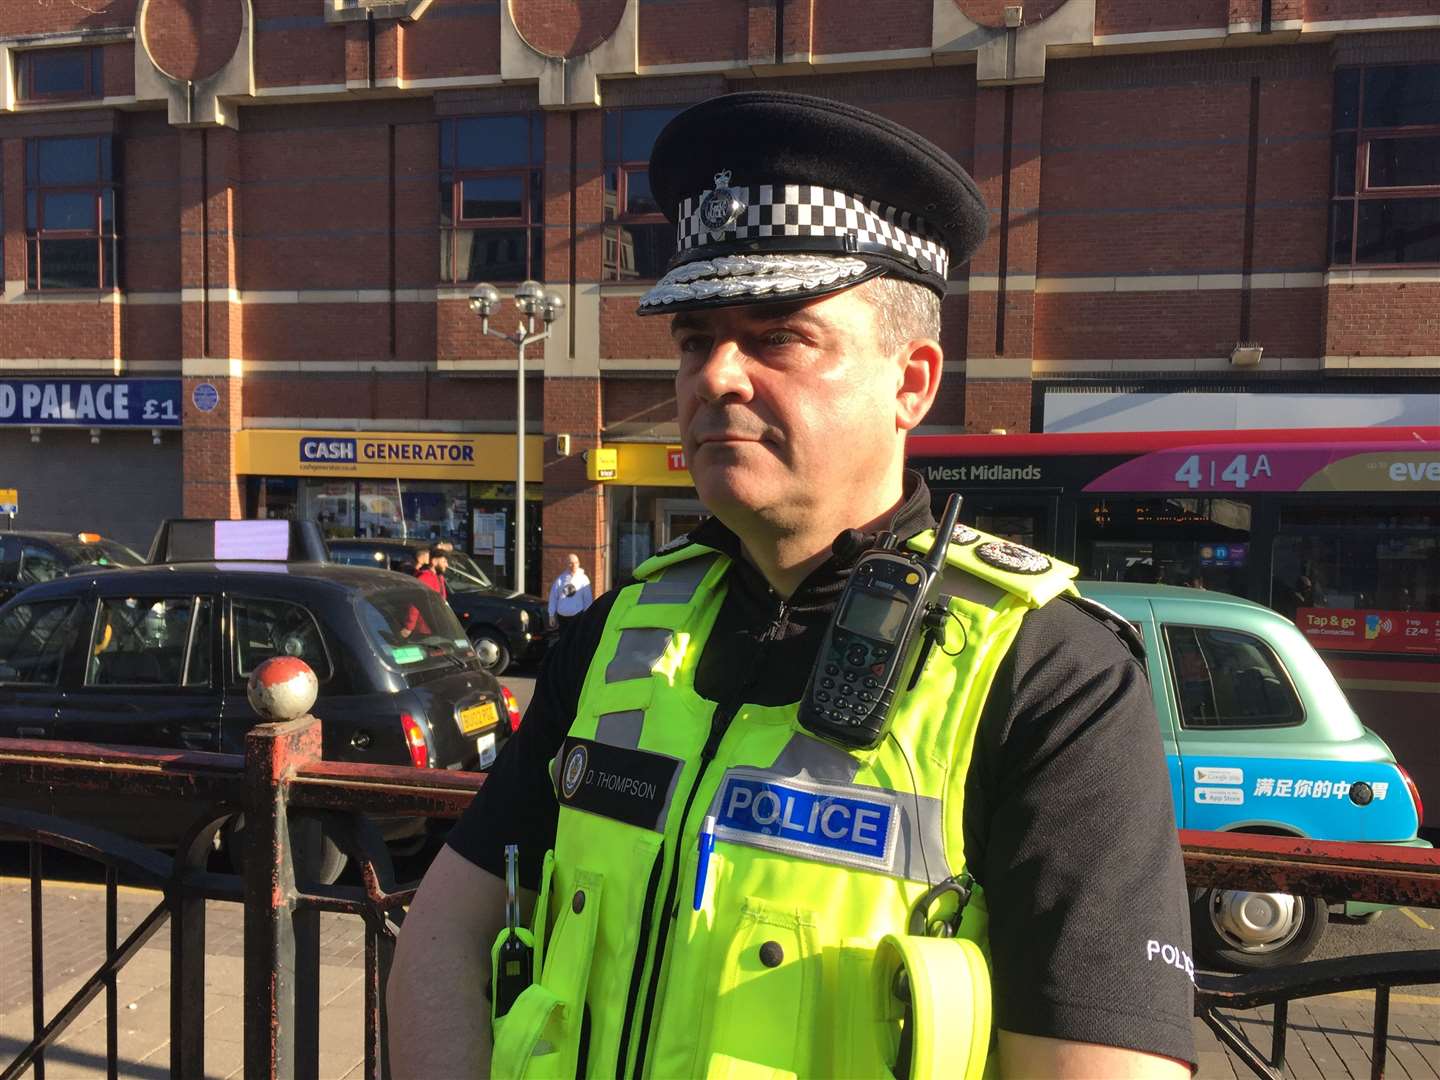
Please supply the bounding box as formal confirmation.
[658,498,707,547]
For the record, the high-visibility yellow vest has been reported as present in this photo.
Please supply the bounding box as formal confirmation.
[491,528,1078,1079]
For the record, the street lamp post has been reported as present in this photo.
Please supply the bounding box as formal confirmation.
[469,280,565,596]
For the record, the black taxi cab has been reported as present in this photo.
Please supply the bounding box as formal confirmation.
[0,530,144,605]
[326,537,553,675]
[0,557,514,866]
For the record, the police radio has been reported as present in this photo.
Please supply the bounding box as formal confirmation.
[799,495,963,751]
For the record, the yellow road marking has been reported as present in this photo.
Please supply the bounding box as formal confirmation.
[1399,906,1435,931]
[1332,989,1440,1006]
[0,874,161,898]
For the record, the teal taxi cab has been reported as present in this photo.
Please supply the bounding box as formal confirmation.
[1078,582,1427,972]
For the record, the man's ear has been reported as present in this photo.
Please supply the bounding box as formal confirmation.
[895,337,943,433]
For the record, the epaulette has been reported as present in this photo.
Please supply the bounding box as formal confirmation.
[633,533,725,582]
[906,524,1078,609]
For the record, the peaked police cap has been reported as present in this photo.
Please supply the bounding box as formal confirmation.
[638,91,988,315]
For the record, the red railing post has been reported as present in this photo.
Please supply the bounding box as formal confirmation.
[243,714,323,1079]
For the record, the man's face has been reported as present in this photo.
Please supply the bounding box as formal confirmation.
[567,555,580,574]
[672,288,904,527]
[432,556,447,573]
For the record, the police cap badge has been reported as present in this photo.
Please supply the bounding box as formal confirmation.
[639,92,988,315]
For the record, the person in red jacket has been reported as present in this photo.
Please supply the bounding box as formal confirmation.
[402,548,448,637]
[415,548,448,600]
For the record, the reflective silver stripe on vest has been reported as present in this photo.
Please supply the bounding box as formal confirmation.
[770,732,862,785]
[704,764,950,883]
[942,565,1006,609]
[637,552,720,605]
[605,627,674,683]
[595,709,645,750]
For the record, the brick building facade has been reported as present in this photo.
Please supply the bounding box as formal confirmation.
[1,0,1437,587]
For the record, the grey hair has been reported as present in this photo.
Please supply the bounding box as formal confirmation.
[856,275,943,354]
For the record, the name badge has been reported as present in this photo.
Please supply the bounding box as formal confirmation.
[713,774,897,873]
[556,737,681,832]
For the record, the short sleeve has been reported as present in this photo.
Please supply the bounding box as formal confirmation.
[963,597,1197,1067]
[445,591,618,890]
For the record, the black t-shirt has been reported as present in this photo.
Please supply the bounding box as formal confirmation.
[448,476,1197,1067]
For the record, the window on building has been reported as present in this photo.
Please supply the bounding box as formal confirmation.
[1164,625,1303,729]
[87,596,213,688]
[16,47,102,103]
[603,106,683,281]
[439,114,543,283]
[25,135,120,290]
[1331,64,1440,265]
[0,600,79,686]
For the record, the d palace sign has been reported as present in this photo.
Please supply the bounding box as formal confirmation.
[0,379,183,428]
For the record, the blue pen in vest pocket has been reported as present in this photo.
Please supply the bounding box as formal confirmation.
[693,815,717,910]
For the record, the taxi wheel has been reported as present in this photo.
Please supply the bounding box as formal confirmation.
[225,812,348,886]
[469,628,511,676]
[1191,888,1327,972]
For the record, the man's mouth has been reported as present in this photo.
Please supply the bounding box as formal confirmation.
[697,433,764,444]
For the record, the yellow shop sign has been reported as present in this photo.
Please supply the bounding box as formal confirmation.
[586,444,694,486]
[236,429,543,482]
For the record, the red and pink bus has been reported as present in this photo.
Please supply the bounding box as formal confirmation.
[908,426,1440,825]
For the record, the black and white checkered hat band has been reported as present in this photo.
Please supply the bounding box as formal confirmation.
[676,184,950,278]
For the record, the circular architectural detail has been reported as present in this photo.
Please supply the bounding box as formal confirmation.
[951,0,1069,29]
[975,540,1052,575]
[142,0,245,83]
[511,0,627,59]
[247,656,318,721]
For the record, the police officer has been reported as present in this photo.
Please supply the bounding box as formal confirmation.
[389,93,1196,1078]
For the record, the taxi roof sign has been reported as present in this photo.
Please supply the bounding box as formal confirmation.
[149,518,328,564]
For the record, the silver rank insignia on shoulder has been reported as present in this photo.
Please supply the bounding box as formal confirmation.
[698,169,747,235]
[976,540,1052,575]
[654,532,693,556]
[950,523,980,546]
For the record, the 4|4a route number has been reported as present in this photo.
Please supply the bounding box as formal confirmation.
[1174,453,1272,490]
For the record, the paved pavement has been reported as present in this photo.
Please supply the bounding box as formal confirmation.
[3,872,1437,1079]
[0,878,369,1079]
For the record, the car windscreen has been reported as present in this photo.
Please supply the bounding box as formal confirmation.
[56,539,144,569]
[442,551,496,592]
[358,587,476,669]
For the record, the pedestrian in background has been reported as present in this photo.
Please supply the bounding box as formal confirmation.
[416,547,448,601]
[546,552,592,630]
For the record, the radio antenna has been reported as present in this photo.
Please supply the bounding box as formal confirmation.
[926,494,964,575]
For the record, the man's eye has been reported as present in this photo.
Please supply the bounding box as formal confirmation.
[764,331,799,347]
[677,335,712,356]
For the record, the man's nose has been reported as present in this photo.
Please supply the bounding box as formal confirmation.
[692,340,754,403]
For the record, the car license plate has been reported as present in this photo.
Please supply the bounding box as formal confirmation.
[460,701,499,734]
[477,732,497,768]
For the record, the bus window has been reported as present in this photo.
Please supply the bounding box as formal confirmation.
[1076,497,1252,597]
[1272,505,1440,648]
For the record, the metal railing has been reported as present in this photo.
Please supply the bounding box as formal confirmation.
[1183,829,1440,1080]
[1,723,1437,1079]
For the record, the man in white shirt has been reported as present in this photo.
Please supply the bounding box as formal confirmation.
[546,552,592,630]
